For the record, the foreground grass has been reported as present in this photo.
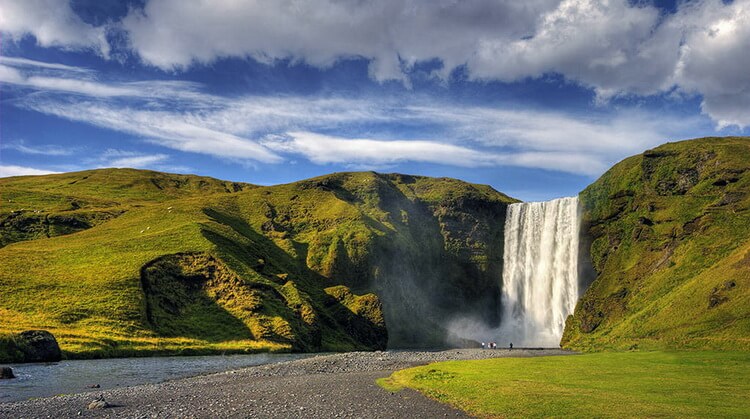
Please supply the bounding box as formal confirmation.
[380,351,750,418]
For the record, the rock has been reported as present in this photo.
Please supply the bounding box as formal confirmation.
[88,395,110,410]
[708,288,729,308]
[17,330,62,362]
[88,384,101,388]
[0,367,15,379]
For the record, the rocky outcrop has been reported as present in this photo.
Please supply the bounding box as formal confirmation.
[0,330,62,363]
[0,367,14,379]
[17,330,62,362]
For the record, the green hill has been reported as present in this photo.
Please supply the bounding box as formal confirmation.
[0,169,515,359]
[563,137,750,351]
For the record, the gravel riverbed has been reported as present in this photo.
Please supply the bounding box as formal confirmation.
[1,348,573,418]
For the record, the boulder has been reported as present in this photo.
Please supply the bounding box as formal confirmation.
[88,395,110,410]
[0,367,14,379]
[18,330,62,362]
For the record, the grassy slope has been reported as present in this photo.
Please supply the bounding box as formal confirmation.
[182,171,516,347]
[0,170,267,357]
[563,137,750,351]
[381,351,750,417]
[0,168,251,247]
[0,169,514,358]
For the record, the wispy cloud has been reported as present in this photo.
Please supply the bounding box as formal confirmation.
[0,165,60,178]
[83,149,189,173]
[98,149,170,168]
[1,57,711,176]
[1,140,75,156]
[0,56,93,73]
[264,132,610,175]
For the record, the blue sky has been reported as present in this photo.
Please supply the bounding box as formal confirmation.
[1,0,748,201]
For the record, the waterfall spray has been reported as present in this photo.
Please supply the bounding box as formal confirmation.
[500,196,580,347]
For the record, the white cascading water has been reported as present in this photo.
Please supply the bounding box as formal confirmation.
[499,196,580,347]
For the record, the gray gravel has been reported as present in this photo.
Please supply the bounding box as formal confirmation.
[0,348,573,418]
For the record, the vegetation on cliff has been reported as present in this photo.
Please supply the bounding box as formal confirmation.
[563,137,750,351]
[0,169,514,359]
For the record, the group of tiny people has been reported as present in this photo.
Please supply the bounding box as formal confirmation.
[481,341,513,350]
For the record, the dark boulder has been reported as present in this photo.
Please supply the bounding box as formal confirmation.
[18,330,62,362]
[0,367,14,379]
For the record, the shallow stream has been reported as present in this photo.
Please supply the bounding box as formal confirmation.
[0,353,311,403]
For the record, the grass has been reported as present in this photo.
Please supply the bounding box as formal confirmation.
[564,137,750,351]
[380,351,750,418]
[1,168,514,358]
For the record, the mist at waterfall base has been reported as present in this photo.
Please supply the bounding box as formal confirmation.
[448,197,581,348]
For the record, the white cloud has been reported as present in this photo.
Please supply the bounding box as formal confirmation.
[264,132,610,175]
[20,99,283,164]
[0,0,109,56]
[1,141,74,156]
[0,165,59,178]
[672,0,750,127]
[116,0,748,126]
[103,152,169,168]
[3,1,750,126]
[120,0,560,81]
[265,132,497,167]
[0,59,210,100]
[5,57,710,176]
[0,56,92,73]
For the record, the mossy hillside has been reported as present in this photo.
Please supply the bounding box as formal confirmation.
[215,171,516,346]
[0,168,252,247]
[1,169,513,357]
[0,171,382,358]
[563,137,750,351]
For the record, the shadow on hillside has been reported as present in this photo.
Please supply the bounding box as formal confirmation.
[140,253,255,343]
[196,207,387,351]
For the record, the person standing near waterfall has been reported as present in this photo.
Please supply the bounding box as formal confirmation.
[509,342,513,351]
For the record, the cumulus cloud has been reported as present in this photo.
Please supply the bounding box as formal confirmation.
[120,0,559,82]
[117,0,748,126]
[673,0,750,127]
[0,165,59,178]
[0,0,109,56]
[3,0,750,125]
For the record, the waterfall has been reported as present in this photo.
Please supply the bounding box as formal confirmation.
[500,196,580,347]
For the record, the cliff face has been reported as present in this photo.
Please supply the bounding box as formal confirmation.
[203,172,515,347]
[563,137,750,351]
[0,169,514,357]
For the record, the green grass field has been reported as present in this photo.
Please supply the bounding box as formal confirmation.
[380,351,750,418]
[0,168,513,358]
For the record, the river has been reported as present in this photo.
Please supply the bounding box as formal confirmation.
[0,353,312,403]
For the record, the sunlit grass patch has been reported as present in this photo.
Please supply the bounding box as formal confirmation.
[381,351,750,418]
